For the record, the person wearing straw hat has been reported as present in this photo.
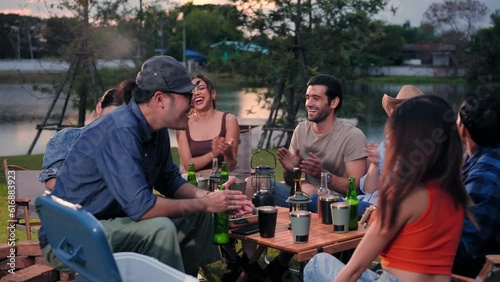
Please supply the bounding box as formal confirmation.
[359,85,424,211]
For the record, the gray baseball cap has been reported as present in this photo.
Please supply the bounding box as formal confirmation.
[136,56,195,94]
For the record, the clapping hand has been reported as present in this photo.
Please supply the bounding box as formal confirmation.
[300,152,323,178]
[212,137,234,158]
[211,137,222,157]
[277,147,301,172]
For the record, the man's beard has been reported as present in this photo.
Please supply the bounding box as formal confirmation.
[308,107,329,123]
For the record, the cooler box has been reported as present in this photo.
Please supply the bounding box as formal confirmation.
[114,252,197,282]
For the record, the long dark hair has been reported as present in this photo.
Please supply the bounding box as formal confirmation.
[99,88,123,108]
[192,74,216,109]
[115,79,135,104]
[378,95,469,231]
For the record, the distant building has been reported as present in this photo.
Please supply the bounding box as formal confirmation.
[402,43,456,67]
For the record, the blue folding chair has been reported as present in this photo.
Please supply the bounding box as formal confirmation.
[35,194,197,282]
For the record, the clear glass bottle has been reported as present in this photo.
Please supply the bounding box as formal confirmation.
[345,177,359,230]
[213,184,229,244]
[209,157,220,192]
[187,162,198,186]
[317,172,330,219]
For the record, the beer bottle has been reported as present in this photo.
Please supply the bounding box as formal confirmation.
[220,161,229,184]
[317,172,330,219]
[213,184,229,244]
[289,167,303,212]
[287,167,303,229]
[345,177,359,230]
[187,163,198,186]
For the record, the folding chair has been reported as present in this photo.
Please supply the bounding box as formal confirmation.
[452,255,500,282]
[3,159,46,240]
[35,194,197,282]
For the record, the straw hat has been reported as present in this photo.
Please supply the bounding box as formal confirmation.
[382,85,424,116]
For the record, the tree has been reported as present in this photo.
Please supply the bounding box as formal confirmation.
[422,0,488,40]
[468,11,500,85]
[43,16,80,58]
[0,13,44,59]
[227,0,389,148]
[422,0,488,69]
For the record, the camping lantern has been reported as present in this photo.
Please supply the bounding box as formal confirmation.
[250,149,276,207]
[286,191,311,229]
[286,191,311,212]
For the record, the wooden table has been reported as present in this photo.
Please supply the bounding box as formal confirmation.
[225,207,367,281]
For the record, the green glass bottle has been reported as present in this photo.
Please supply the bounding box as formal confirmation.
[345,177,359,230]
[213,184,229,245]
[187,163,198,186]
[219,161,229,184]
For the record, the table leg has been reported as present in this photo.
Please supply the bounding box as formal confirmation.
[300,261,307,281]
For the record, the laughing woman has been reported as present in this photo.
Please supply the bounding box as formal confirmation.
[304,95,471,282]
[176,74,239,173]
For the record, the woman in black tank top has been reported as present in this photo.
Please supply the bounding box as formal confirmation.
[175,74,240,173]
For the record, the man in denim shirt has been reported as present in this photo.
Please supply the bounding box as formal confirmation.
[38,56,253,277]
[453,95,500,278]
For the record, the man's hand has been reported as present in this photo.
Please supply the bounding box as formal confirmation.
[203,177,254,215]
[300,152,323,178]
[365,142,380,166]
[277,147,301,172]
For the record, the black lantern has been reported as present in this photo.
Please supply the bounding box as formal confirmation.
[250,149,276,207]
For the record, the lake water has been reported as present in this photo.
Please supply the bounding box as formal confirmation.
[0,83,466,156]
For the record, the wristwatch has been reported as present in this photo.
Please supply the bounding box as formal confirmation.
[325,172,332,185]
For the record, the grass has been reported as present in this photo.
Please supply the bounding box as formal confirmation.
[0,148,295,281]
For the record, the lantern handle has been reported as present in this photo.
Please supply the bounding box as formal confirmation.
[250,149,276,169]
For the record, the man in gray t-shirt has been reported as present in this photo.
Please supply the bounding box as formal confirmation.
[275,74,367,209]
[262,74,368,282]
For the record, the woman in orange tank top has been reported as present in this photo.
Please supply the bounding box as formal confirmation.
[304,95,471,282]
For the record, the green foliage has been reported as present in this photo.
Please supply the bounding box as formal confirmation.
[0,13,44,59]
[467,11,500,85]
[140,3,243,60]
[222,0,389,147]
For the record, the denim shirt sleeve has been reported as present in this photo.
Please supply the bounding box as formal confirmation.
[39,128,81,183]
[93,127,157,221]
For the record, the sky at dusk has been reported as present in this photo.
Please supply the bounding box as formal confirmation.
[0,0,499,28]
